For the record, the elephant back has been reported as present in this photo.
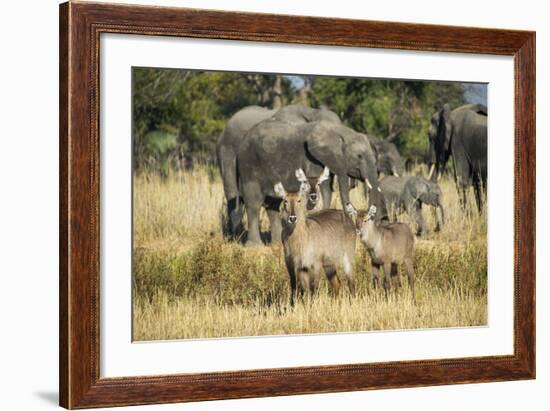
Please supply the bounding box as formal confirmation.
[218,105,277,149]
[305,122,373,177]
[273,104,341,126]
[379,176,411,206]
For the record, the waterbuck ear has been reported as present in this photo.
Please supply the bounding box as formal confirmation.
[318,167,330,184]
[274,182,286,198]
[295,168,308,183]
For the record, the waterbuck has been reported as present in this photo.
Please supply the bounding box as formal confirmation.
[274,168,357,305]
[356,205,415,299]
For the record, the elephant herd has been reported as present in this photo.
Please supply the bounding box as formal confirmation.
[216,103,487,246]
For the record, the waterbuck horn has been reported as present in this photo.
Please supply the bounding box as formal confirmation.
[318,167,330,184]
[295,168,308,183]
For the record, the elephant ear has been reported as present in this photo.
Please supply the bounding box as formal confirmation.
[469,103,487,116]
[368,136,379,161]
[406,177,428,201]
[441,103,451,120]
[306,123,347,176]
[437,104,452,145]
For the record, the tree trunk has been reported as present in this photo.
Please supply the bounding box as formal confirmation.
[272,75,283,109]
[298,83,311,106]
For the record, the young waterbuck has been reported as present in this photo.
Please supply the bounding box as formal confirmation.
[274,168,357,305]
[356,205,415,299]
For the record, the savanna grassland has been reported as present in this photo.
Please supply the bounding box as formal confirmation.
[133,165,487,341]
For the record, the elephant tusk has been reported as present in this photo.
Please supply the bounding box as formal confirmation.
[364,178,373,190]
[427,164,435,180]
[393,170,400,177]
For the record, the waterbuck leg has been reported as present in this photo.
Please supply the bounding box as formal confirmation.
[310,273,321,297]
[391,263,401,289]
[382,262,392,299]
[325,266,340,297]
[297,269,310,303]
[371,263,381,291]
[329,275,341,297]
[286,259,297,307]
[404,258,416,302]
[341,253,355,296]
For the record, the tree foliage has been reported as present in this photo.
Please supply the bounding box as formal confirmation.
[311,78,465,161]
[133,69,294,173]
[133,68,472,173]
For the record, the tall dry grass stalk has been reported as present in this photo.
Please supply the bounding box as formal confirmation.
[133,165,487,341]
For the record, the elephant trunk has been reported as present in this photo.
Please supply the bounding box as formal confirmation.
[364,176,388,222]
[393,161,405,177]
[435,203,445,231]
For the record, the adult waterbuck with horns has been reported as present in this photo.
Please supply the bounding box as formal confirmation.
[274,167,357,305]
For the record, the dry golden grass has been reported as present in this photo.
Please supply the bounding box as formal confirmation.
[133,166,487,341]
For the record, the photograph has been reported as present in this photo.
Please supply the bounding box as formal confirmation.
[131,68,488,341]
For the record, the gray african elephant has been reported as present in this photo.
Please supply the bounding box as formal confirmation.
[216,104,341,239]
[321,134,404,209]
[369,136,404,177]
[427,103,487,212]
[379,175,444,237]
[237,119,384,246]
[216,106,277,238]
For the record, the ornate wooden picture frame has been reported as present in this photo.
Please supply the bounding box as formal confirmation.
[59,1,535,408]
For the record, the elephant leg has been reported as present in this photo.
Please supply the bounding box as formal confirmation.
[452,154,472,213]
[320,178,333,209]
[266,209,282,244]
[458,184,469,214]
[417,203,427,237]
[408,201,425,237]
[219,151,243,239]
[245,202,263,247]
[265,196,282,244]
[438,204,445,227]
[473,175,484,213]
[226,197,244,240]
[242,181,264,246]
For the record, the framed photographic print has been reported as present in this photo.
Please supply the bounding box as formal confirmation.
[59,1,535,409]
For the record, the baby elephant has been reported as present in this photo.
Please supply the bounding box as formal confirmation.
[356,205,415,299]
[275,168,357,305]
[379,175,444,237]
